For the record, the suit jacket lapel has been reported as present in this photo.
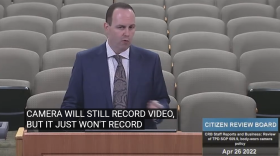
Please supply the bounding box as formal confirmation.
[127,46,142,108]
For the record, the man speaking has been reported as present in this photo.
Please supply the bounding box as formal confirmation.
[61,2,170,129]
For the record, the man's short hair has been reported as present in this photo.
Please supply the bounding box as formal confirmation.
[106,2,135,26]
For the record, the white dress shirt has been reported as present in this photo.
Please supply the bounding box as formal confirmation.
[106,41,130,99]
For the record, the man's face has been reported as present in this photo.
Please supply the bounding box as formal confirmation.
[104,8,136,54]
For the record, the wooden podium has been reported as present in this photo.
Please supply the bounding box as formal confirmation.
[16,127,202,156]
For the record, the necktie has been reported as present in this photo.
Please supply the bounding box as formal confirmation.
[113,55,127,109]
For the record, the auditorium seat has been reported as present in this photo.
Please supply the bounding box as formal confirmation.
[162,71,175,97]
[165,0,215,10]
[173,49,237,78]
[7,3,59,23]
[64,0,113,6]
[135,17,167,36]
[48,31,106,51]
[33,67,72,94]
[176,68,247,103]
[132,31,169,53]
[0,16,53,38]
[170,32,230,57]
[227,17,280,39]
[26,91,66,108]
[232,31,280,58]
[168,17,225,39]
[221,3,274,23]
[0,30,47,61]
[42,48,85,70]
[148,49,171,73]
[216,0,267,10]
[56,17,104,34]
[60,3,108,19]
[115,0,164,7]
[0,48,39,130]
[180,92,256,132]
[13,0,63,9]
[157,95,178,130]
[130,4,165,20]
[167,4,219,24]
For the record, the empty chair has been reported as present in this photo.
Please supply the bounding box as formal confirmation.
[136,17,167,36]
[169,17,225,39]
[0,48,39,130]
[26,91,66,108]
[33,67,72,94]
[233,31,280,58]
[221,3,274,23]
[64,0,113,6]
[162,71,175,97]
[7,3,59,23]
[165,0,215,10]
[157,96,178,129]
[216,0,266,10]
[60,3,108,19]
[0,30,47,58]
[269,0,280,9]
[132,31,169,53]
[148,49,172,72]
[43,48,86,70]
[56,17,104,34]
[49,31,107,51]
[173,49,237,78]
[13,0,63,8]
[0,16,53,38]
[170,32,230,57]
[177,68,247,103]
[115,0,164,7]
[167,4,219,24]
[180,92,256,132]
[130,4,165,20]
[227,17,280,39]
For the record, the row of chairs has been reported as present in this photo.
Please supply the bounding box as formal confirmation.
[0,2,280,24]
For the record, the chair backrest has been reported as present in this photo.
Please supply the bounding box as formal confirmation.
[148,49,172,72]
[13,0,63,8]
[233,31,280,58]
[169,17,225,39]
[165,0,215,10]
[170,32,230,57]
[132,31,169,53]
[157,95,178,129]
[0,30,47,58]
[33,67,72,94]
[0,0,11,9]
[0,16,53,38]
[240,48,280,84]
[0,48,39,85]
[115,0,164,7]
[56,17,105,34]
[64,0,113,6]
[49,31,107,51]
[176,68,247,103]
[180,92,256,132]
[7,3,59,23]
[216,0,267,10]
[42,48,85,70]
[268,0,280,9]
[26,91,66,108]
[221,3,274,23]
[0,5,4,18]
[227,17,280,39]
[173,49,237,78]
[136,17,167,36]
[162,71,175,97]
[60,3,108,19]
[167,4,219,24]
[277,6,280,19]
[130,4,165,20]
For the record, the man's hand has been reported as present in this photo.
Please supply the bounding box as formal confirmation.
[147,100,164,109]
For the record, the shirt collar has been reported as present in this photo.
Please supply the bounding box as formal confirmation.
[106,40,130,59]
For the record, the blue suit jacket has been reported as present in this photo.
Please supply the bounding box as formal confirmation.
[61,43,170,129]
